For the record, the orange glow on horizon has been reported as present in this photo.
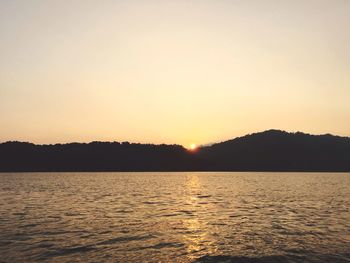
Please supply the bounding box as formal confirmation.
[189,144,197,151]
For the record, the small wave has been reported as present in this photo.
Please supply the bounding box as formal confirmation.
[194,255,292,263]
[142,201,160,205]
[194,253,350,263]
[127,242,184,251]
[12,212,26,216]
[40,230,88,236]
[197,195,212,198]
[162,213,179,217]
[19,223,39,228]
[0,240,12,246]
[36,242,55,249]
[64,212,82,217]
[210,222,227,226]
[97,234,154,245]
[178,210,195,215]
[146,242,184,249]
[229,214,241,218]
[115,209,134,213]
[37,244,96,260]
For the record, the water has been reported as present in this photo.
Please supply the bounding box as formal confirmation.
[0,172,349,263]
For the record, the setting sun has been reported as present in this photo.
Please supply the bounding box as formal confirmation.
[189,144,197,151]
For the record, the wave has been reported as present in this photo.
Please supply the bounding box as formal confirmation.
[194,253,350,263]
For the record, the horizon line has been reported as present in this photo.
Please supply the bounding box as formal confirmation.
[1,129,349,148]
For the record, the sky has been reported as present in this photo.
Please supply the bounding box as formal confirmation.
[1,0,349,147]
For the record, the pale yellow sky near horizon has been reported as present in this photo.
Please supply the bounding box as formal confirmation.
[1,0,350,147]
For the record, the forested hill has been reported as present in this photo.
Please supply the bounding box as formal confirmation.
[198,130,350,172]
[1,130,350,172]
[0,142,198,172]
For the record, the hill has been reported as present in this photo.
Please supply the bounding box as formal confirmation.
[1,130,350,172]
[199,130,350,172]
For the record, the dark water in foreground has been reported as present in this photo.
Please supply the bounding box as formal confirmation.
[0,172,349,263]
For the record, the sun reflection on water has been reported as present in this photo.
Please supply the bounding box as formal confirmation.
[182,174,218,259]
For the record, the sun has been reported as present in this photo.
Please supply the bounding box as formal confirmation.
[189,143,197,151]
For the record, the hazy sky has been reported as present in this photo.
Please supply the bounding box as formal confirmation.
[1,0,349,147]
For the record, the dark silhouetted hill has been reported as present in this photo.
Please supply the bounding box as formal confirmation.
[1,130,350,172]
[198,130,350,172]
[0,141,201,172]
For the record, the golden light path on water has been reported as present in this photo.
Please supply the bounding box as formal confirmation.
[183,174,216,259]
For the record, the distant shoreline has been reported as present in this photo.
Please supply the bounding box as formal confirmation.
[1,170,350,173]
[1,130,350,172]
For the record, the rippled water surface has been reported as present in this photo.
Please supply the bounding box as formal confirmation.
[0,172,349,262]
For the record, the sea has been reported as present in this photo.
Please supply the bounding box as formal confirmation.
[0,172,349,262]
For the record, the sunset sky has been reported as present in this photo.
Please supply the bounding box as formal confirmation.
[1,0,349,147]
